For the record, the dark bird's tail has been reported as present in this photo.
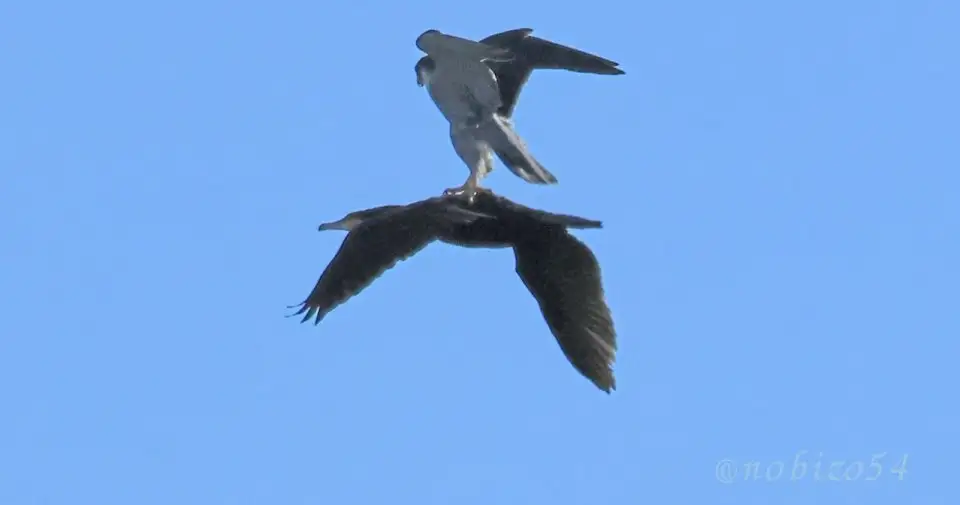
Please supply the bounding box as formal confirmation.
[479,114,558,185]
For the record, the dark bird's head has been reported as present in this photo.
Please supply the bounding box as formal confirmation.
[414,56,435,87]
[317,205,403,232]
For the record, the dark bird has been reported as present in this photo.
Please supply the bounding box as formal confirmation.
[288,189,618,392]
[415,28,626,200]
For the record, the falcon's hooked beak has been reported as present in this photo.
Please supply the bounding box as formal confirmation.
[415,59,433,88]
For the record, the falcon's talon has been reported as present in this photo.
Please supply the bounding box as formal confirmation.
[442,184,478,204]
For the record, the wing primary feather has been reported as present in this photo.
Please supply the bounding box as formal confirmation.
[289,202,463,326]
[513,229,616,392]
[478,28,625,116]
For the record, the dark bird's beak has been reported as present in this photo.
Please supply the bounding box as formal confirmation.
[318,217,356,231]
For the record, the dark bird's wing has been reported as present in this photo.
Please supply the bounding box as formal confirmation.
[513,229,617,392]
[480,28,626,117]
[471,190,604,229]
[289,200,490,325]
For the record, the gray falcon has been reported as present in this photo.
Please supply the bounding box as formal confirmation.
[415,28,626,201]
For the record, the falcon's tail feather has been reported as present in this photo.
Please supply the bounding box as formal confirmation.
[480,114,558,185]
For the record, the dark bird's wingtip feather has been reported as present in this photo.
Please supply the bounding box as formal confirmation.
[595,65,625,75]
[283,302,319,325]
[594,377,616,394]
[564,217,603,230]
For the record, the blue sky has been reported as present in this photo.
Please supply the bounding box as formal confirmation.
[1,0,956,503]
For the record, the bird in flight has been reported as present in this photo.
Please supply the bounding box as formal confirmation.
[415,28,625,201]
[287,189,618,393]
